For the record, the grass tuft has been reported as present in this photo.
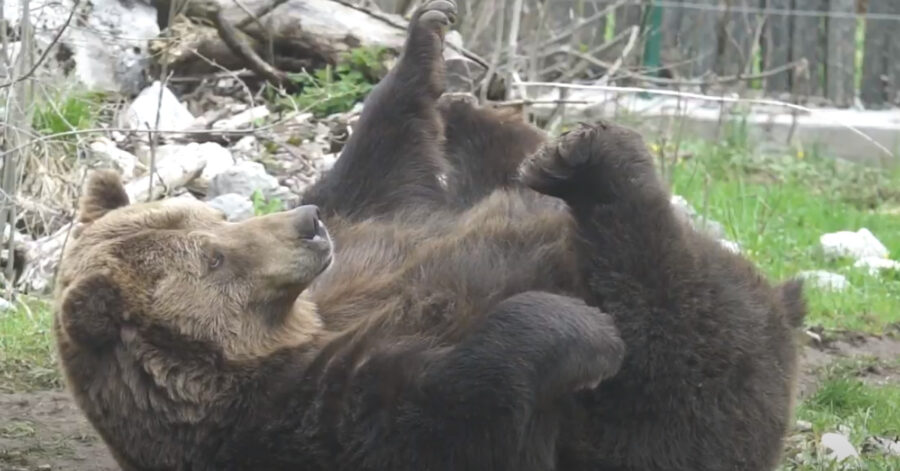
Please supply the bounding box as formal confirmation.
[0,298,60,393]
[665,133,900,333]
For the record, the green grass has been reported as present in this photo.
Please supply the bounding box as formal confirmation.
[270,46,387,117]
[251,189,285,216]
[780,358,900,470]
[663,131,900,334]
[0,297,60,393]
[32,90,106,137]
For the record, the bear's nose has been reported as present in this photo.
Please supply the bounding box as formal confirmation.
[294,205,321,240]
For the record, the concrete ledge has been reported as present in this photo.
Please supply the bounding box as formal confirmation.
[524,88,900,166]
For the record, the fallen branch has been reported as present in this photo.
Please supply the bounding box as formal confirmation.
[160,0,488,86]
[214,7,289,86]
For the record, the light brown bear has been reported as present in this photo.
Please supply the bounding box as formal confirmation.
[54,1,807,470]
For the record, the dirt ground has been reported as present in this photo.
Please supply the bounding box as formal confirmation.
[1,335,898,471]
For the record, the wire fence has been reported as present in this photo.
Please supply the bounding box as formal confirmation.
[375,0,900,109]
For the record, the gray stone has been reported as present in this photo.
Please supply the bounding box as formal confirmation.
[207,194,255,222]
[862,436,900,457]
[267,185,301,209]
[208,161,279,199]
[444,31,486,93]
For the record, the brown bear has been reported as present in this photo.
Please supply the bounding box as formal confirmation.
[54,0,807,470]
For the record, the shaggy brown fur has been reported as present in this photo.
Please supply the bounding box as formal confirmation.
[54,0,806,469]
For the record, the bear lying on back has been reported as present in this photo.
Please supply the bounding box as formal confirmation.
[54,1,807,470]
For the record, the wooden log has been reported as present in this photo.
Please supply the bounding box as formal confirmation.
[825,0,856,107]
[155,0,488,91]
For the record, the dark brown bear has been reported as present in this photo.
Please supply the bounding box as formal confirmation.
[54,0,807,470]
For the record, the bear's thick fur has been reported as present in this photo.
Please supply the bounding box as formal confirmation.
[54,1,807,470]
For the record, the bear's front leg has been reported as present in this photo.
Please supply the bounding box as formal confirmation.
[301,0,457,222]
[335,291,624,471]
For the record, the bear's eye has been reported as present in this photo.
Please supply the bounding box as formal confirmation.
[208,250,224,270]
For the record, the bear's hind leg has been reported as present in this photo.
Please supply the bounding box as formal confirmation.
[302,0,457,221]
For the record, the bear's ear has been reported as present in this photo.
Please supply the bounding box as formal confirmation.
[59,273,123,348]
[777,278,807,328]
[79,170,129,224]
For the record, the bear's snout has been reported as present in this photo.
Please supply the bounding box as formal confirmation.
[293,205,322,240]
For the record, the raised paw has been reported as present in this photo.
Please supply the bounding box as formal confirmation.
[410,0,458,37]
[393,0,457,98]
[518,120,660,203]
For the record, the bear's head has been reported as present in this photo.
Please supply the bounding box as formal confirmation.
[52,170,333,468]
[55,170,331,360]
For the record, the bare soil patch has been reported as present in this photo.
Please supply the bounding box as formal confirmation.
[0,392,117,471]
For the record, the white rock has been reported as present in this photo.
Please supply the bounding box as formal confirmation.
[820,432,860,463]
[797,270,850,292]
[820,228,889,261]
[794,420,813,433]
[153,143,235,182]
[4,0,158,94]
[87,138,142,180]
[212,105,271,130]
[0,297,13,312]
[319,153,338,172]
[231,136,260,159]
[853,257,900,276]
[124,150,207,203]
[208,161,280,199]
[671,195,696,217]
[718,239,742,254]
[670,195,727,239]
[117,81,196,133]
[207,194,255,222]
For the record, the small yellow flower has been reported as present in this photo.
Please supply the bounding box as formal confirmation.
[796,149,805,160]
